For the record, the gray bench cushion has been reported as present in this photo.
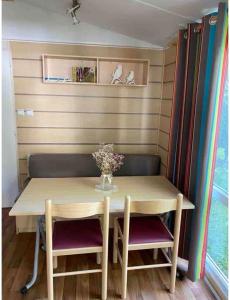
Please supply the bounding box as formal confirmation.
[28,153,161,178]
[28,154,100,178]
[115,154,160,176]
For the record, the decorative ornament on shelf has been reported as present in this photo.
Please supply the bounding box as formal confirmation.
[92,144,124,191]
[125,70,135,85]
[111,64,123,84]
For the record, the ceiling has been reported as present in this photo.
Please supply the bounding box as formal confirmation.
[8,0,223,47]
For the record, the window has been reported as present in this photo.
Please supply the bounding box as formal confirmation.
[206,76,228,299]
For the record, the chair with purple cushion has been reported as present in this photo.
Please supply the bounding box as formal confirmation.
[45,197,110,300]
[113,194,183,299]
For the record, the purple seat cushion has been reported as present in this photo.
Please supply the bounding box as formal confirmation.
[118,216,173,244]
[53,219,103,250]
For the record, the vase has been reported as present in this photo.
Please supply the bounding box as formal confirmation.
[96,173,114,191]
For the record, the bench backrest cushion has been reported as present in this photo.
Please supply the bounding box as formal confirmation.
[28,153,161,178]
[114,154,160,176]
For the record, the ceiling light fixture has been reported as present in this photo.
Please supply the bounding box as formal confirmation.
[67,0,81,25]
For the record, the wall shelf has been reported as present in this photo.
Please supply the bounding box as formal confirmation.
[42,54,149,87]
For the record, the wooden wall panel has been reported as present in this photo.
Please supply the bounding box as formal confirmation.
[19,160,28,175]
[18,144,158,159]
[14,77,162,99]
[11,42,164,64]
[17,128,158,144]
[160,101,172,117]
[18,174,28,191]
[158,43,177,173]
[158,131,169,151]
[11,42,169,209]
[11,41,165,194]
[163,63,176,82]
[162,82,174,99]
[16,112,159,129]
[13,59,42,78]
[149,66,163,82]
[159,116,170,133]
[158,146,168,166]
[13,59,163,83]
[164,46,177,65]
[15,95,162,114]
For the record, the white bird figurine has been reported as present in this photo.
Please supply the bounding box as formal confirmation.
[111,64,123,84]
[125,70,135,85]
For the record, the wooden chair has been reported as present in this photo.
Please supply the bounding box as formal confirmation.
[45,197,110,300]
[113,194,183,299]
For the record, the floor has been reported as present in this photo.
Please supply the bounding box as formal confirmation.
[3,208,215,300]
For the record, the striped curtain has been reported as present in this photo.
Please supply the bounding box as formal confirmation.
[167,2,228,281]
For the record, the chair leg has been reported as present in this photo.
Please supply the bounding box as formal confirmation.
[121,246,128,299]
[47,256,54,300]
[102,251,108,299]
[113,218,118,264]
[53,256,58,269]
[97,253,101,265]
[153,249,158,260]
[170,248,178,293]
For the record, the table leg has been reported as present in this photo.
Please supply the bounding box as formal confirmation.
[39,216,46,251]
[20,216,42,294]
[163,212,186,280]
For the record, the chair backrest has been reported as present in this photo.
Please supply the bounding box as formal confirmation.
[129,198,178,215]
[123,194,183,245]
[45,197,110,251]
[49,202,105,219]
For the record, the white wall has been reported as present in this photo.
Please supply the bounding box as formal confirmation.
[2,0,157,48]
[2,41,19,207]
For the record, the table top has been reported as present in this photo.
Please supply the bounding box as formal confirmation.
[9,176,194,216]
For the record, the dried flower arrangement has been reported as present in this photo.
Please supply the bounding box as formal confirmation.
[92,144,124,175]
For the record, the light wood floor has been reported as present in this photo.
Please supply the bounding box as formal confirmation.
[3,208,215,300]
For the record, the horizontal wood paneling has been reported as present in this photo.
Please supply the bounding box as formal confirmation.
[13,59,163,83]
[164,46,177,65]
[149,66,163,82]
[17,128,158,144]
[159,116,170,133]
[162,82,174,99]
[11,42,164,65]
[158,43,176,171]
[15,95,161,114]
[160,101,172,117]
[16,112,159,129]
[18,144,158,159]
[12,42,165,191]
[158,146,168,166]
[14,77,162,99]
[158,131,169,151]
[163,63,176,82]
[19,160,28,174]
[19,174,28,190]
[13,59,42,78]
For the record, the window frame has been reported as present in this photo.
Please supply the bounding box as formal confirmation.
[205,255,228,300]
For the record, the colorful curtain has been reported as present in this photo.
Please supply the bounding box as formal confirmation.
[167,2,228,281]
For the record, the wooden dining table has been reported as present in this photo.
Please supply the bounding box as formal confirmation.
[9,176,194,294]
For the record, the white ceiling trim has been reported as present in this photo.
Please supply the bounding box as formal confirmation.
[132,0,197,21]
[3,38,164,50]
